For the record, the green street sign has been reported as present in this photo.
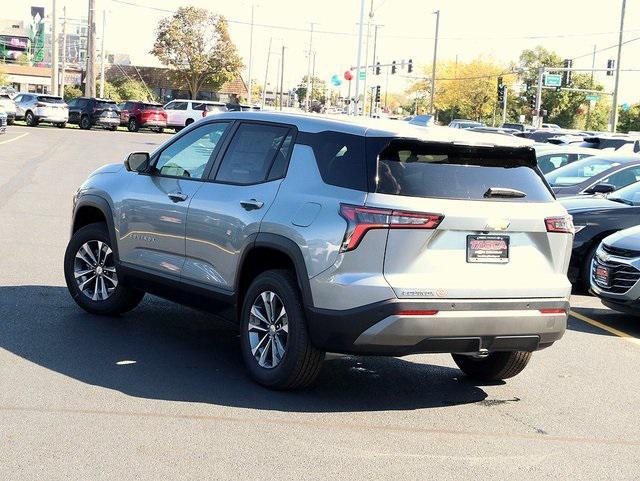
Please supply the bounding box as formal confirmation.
[585,94,600,101]
[544,74,562,87]
[358,70,366,81]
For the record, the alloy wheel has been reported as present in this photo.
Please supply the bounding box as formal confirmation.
[247,291,289,369]
[73,240,118,301]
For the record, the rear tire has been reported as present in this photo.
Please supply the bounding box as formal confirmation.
[452,351,532,381]
[109,125,118,131]
[239,270,325,390]
[7,118,14,125]
[127,118,139,132]
[64,222,144,316]
[185,118,194,127]
[25,111,38,127]
[80,115,91,130]
[56,122,66,129]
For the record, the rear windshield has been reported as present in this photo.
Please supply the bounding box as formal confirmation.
[37,96,64,104]
[141,103,163,110]
[372,138,553,202]
[96,100,117,109]
[545,156,622,186]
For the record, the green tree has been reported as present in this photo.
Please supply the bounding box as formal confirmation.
[0,70,8,86]
[115,79,155,102]
[295,75,326,106]
[63,85,83,101]
[96,81,122,102]
[151,6,243,100]
[618,104,640,133]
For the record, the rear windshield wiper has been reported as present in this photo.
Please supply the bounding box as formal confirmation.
[484,187,527,199]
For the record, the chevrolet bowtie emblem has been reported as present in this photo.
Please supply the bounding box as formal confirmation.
[485,219,510,231]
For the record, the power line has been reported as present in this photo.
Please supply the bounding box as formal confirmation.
[109,0,640,42]
[571,35,640,61]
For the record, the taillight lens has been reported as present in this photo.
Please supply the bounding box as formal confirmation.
[539,308,567,315]
[36,102,46,107]
[545,216,574,234]
[398,310,439,316]
[339,204,443,252]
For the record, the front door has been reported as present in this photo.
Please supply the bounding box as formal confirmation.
[184,121,295,289]
[118,121,232,277]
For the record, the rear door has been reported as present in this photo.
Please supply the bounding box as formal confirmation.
[183,121,294,288]
[366,138,572,299]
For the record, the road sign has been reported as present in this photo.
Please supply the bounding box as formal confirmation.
[358,70,366,81]
[544,74,562,87]
[585,94,600,101]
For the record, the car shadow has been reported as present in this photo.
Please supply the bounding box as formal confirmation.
[0,285,489,413]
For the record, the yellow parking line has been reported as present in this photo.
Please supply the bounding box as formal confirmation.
[0,132,28,145]
[570,310,640,347]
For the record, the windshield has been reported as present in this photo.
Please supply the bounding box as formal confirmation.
[609,181,640,205]
[545,156,621,187]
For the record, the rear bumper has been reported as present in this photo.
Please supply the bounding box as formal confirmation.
[141,119,167,128]
[306,298,568,356]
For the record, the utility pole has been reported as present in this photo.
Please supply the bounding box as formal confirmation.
[50,0,59,96]
[369,24,381,117]
[354,0,366,115]
[247,4,255,105]
[501,85,508,125]
[279,45,285,111]
[305,23,315,112]
[99,10,106,98]
[310,51,316,110]
[361,0,374,116]
[85,0,97,97]
[60,6,67,97]
[262,37,272,109]
[535,66,544,128]
[611,0,626,133]
[429,10,440,114]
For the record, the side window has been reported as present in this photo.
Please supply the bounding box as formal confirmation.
[268,133,294,180]
[538,154,568,173]
[155,122,230,179]
[298,131,366,190]
[14,94,22,103]
[77,99,88,108]
[192,102,205,111]
[164,102,175,110]
[602,167,640,189]
[67,99,77,107]
[173,101,188,111]
[215,123,290,185]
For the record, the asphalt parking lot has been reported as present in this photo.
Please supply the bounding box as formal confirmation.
[1,124,640,480]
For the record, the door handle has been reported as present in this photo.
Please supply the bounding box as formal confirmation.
[168,192,188,202]
[240,199,264,211]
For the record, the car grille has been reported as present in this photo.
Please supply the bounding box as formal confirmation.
[0,116,6,127]
[602,243,640,259]
[592,256,640,294]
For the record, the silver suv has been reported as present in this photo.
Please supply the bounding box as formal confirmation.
[64,112,573,389]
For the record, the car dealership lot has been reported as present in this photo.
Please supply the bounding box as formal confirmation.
[1,125,640,480]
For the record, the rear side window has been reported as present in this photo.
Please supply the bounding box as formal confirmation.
[371,138,553,202]
[296,131,367,190]
[215,123,291,185]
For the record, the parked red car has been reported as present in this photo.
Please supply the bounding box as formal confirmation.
[119,101,167,133]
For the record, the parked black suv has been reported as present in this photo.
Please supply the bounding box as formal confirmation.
[67,97,121,130]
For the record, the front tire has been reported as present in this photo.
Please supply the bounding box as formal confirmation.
[80,115,91,130]
[452,351,532,381]
[64,222,144,315]
[127,118,139,132]
[56,122,66,128]
[25,111,38,127]
[239,270,324,389]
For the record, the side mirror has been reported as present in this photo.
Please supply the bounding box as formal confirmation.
[124,152,150,172]
[586,183,616,194]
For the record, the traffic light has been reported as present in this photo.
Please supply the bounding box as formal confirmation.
[375,86,381,103]
[391,60,396,74]
[529,95,537,109]
[607,59,615,76]
[497,85,505,103]
[375,62,381,75]
[563,59,573,86]
[407,59,413,73]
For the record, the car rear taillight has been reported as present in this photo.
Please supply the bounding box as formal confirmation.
[398,310,439,316]
[545,216,574,234]
[339,204,443,252]
[36,102,47,107]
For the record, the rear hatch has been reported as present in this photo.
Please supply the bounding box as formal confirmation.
[36,95,66,116]
[364,138,573,299]
[140,103,167,122]
[94,100,119,121]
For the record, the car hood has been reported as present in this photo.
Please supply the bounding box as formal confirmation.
[602,225,640,250]
[559,195,627,213]
[89,162,124,177]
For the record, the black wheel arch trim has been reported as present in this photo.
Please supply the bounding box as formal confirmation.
[72,194,120,262]
[246,232,314,309]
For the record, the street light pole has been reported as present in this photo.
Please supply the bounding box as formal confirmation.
[353,0,366,115]
[99,10,107,98]
[262,37,272,109]
[279,45,285,111]
[86,0,97,97]
[60,6,67,98]
[247,4,255,105]
[305,23,315,112]
[429,10,440,115]
[50,0,58,96]
[611,0,626,133]
[369,24,381,117]
[361,0,374,116]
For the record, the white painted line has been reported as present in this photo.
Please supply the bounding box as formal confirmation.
[0,132,29,146]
